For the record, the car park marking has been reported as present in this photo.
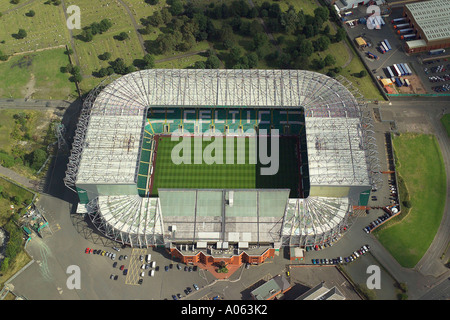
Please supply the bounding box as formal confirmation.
[125,248,147,285]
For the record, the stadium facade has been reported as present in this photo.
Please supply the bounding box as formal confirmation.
[64,69,381,266]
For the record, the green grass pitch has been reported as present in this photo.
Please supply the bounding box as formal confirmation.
[150,135,301,197]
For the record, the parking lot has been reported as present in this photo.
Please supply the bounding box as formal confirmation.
[343,5,450,95]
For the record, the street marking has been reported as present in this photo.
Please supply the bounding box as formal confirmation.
[125,248,147,285]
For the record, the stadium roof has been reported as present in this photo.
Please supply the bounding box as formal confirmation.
[306,117,370,186]
[67,69,379,247]
[405,0,450,42]
[68,69,368,188]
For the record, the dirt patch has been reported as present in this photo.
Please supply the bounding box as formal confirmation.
[22,73,36,100]
[397,75,427,95]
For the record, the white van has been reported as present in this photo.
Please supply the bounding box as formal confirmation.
[150,270,155,277]
[146,254,151,263]
[151,261,156,269]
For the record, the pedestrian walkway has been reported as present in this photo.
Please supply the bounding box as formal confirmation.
[192,261,242,280]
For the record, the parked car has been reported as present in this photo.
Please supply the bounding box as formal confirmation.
[193,284,199,291]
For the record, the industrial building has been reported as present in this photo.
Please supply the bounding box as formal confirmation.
[296,282,346,300]
[401,0,450,53]
[64,69,381,269]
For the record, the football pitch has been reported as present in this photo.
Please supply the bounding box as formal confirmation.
[150,135,301,197]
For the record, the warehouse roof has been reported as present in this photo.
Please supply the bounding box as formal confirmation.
[406,0,450,42]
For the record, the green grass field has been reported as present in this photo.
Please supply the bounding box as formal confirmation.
[375,133,446,268]
[150,135,301,197]
[441,113,450,137]
[0,48,78,100]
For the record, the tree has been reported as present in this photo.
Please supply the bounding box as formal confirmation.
[17,29,27,39]
[314,35,331,51]
[97,67,108,77]
[193,61,206,69]
[70,65,81,75]
[0,49,8,61]
[143,54,155,69]
[303,25,315,38]
[252,32,268,51]
[335,27,346,42]
[324,54,336,67]
[161,7,172,24]
[81,29,93,42]
[205,55,220,69]
[169,0,183,16]
[99,52,111,61]
[99,19,112,33]
[70,73,83,83]
[229,46,242,64]
[26,10,35,17]
[110,58,128,75]
[247,52,258,68]
[268,3,281,19]
[298,39,313,57]
[0,257,9,273]
[149,11,163,27]
[314,7,329,23]
[31,149,47,171]
[359,70,368,78]
[116,32,129,41]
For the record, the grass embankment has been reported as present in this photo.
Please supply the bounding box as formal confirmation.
[0,177,34,289]
[375,133,446,268]
[441,113,450,137]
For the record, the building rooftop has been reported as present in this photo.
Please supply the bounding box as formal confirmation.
[251,275,291,300]
[296,282,345,300]
[406,0,450,42]
[306,117,370,187]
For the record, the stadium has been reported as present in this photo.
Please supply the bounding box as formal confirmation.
[64,69,381,266]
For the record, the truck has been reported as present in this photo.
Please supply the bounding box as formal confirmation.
[379,45,386,54]
[384,39,392,51]
[391,17,407,24]
[392,64,402,77]
[367,51,379,60]
[394,23,409,29]
[394,77,403,87]
[381,41,389,52]
[429,48,446,55]
[400,33,416,40]
[400,63,411,76]
[386,66,394,78]
[397,64,406,76]
[403,63,412,75]
[397,28,414,34]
